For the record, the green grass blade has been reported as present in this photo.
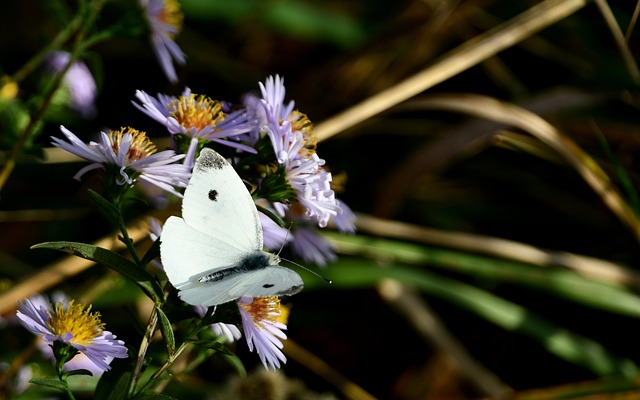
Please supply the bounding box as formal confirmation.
[303,258,638,377]
[325,233,640,318]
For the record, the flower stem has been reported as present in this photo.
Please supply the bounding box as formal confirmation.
[0,59,69,192]
[54,346,76,400]
[0,0,108,193]
[128,306,158,396]
[135,342,190,396]
[62,382,77,400]
[118,215,142,266]
[134,313,212,396]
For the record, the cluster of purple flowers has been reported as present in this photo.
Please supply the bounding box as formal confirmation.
[15,0,352,385]
[134,76,356,264]
[44,75,355,371]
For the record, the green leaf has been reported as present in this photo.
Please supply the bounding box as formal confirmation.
[95,363,132,400]
[264,2,366,48]
[324,233,640,318]
[140,237,161,268]
[221,352,246,376]
[88,189,121,226]
[28,378,69,392]
[156,306,176,355]
[63,369,93,378]
[31,241,164,305]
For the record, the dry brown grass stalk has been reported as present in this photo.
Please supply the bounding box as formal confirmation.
[378,279,514,400]
[314,0,588,142]
[0,218,153,315]
[404,93,640,243]
[352,213,640,287]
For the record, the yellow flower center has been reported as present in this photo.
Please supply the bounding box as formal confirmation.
[240,296,286,326]
[289,111,316,157]
[109,127,157,161]
[168,94,226,133]
[158,0,183,38]
[47,301,105,346]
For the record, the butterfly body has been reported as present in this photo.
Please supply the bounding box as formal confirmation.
[160,148,303,307]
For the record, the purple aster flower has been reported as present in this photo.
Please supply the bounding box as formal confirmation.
[237,296,288,370]
[146,217,166,272]
[139,0,186,83]
[133,89,256,160]
[252,76,341,227]
[148,217,163,243]
[16,295,128,375]
[258,75,295,125]
[258,208,290,251]
[332,199,357,233]
[289,226,337,267]
[37,337,116,377]
[238,93,266,146]
[266,122,305,166]
[211,322,242,343]
[52,125,190,197]
[193,305,242,343]
[45,51,97,118]
[290,159,341,228]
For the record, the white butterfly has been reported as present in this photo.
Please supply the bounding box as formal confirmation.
[160,148,304,306]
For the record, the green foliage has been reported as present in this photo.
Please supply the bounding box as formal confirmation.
[31,241,164,305]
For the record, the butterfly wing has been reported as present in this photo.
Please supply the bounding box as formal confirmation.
[181,148,263,252]
[161,148,262,288]
[161,148,304,306]
[178,265,304,307]
[160,216,246,288]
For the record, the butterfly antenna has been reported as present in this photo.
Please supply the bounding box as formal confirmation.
[276,223,331,284]
[276,222,293,257]
[281,257,332,284]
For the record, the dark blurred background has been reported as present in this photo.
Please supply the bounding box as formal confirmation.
[1,0,640,399]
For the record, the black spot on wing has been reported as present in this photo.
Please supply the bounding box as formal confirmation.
[195,148,227,171]
[263,283,274,288]
[209,189,218,201]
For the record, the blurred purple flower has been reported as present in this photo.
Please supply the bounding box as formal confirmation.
[139,0,186,83]
[332,199,357,233]
[289,226,337,267]
[45,51,97,118]
[258,208,290,251]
